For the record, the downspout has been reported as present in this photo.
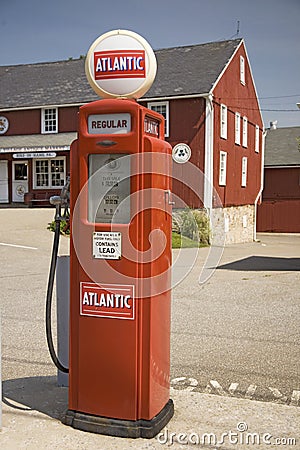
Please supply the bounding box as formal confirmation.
[253,128,266,241]
[204,94,214,211]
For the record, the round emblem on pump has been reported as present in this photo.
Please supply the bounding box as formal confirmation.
[172,143,192,164]
[0,116,9,134]
[85,29,157,99]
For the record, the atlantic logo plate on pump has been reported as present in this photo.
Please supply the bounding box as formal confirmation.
[80,282,135,320]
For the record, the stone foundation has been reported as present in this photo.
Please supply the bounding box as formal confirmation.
[172,205,255,246]
[211,204,255,245]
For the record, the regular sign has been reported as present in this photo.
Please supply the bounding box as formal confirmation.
[85,29,157,99]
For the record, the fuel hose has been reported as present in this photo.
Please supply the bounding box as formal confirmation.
[45,205,69,373]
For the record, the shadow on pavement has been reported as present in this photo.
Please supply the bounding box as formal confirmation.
[2,376,68,420]
[217,256,300,271]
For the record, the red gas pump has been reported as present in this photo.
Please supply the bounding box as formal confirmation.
[62,96,173,437]
[59,29,174,438]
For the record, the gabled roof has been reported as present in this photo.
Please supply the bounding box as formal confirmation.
[0,39,242,109]
[264,126,300,166]
[0,59,95,109]
[145,39,242,98]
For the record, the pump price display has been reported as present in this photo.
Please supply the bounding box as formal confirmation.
[93,231,121,259]
[88,153,130,224]
[80,282,135,320]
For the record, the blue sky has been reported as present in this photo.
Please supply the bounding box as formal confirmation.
[1,0,300,128]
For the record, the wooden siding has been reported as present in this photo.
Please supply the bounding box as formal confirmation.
[257,167,300,232]
[140,97,206,208]
[257,199,300,232]
[168,98,206,208]
[3,106,79,135]
[212,42,263,208]
[59,106,79,132]
[4,109,40,135]
[263,167,300,200]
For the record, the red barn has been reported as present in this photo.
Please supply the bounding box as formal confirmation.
[0,38,264,243]
[257,126,300,232]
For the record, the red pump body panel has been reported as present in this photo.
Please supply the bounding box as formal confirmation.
[69,99,172,421]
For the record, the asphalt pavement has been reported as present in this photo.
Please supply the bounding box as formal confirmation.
[0,208,299,449]
[171,233,300,405]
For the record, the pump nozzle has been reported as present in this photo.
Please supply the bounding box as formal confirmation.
[50,195,63,206]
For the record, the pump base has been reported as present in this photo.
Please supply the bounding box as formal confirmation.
[62,399,174,438]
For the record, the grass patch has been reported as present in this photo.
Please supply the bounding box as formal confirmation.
[172,232,207,249]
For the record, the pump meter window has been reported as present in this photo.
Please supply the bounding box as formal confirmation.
[88,154,130,223]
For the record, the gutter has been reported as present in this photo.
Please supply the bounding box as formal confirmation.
[0,102,86,112]
[253,128,266,241]
[203,94,214,211]
[265,165,300,169]
[1,93,211,112]
[139,93,210,102]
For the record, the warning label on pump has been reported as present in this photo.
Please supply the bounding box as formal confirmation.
[80,282,135,320]
[93,231,121,259]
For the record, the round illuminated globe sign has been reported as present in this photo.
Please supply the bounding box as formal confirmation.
[85,29,157,99]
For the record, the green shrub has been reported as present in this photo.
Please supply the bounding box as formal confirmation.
[179,209,210,245]
[47,219,70,236]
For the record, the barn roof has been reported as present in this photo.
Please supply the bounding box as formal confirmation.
[265,126,300,166]
[0,39,242,109]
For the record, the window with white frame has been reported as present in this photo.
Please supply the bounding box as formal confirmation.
[147,101,169,137]
[241,157,248,187]
[255,125,260,152]
[242,116,248,147]
[219,151,227,186]
[33,157,66,189]
[220,104,227,139]
[235,112,241,145]
[240,56,245,85]
[42,108,58,134]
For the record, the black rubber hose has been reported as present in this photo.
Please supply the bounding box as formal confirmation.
[46,216,69,373]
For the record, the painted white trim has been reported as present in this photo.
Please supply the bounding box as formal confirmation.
[242,116,248,148]
[219,151,227,186]
[220,104,228,139]
[147,100,169,137]
[241,156,248,187]
[41,107,58,134]
[235,112,241,145]
[255,124,260,152]
[204,95,214,209]
[240,55,245,85]
[33,155,66,189]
